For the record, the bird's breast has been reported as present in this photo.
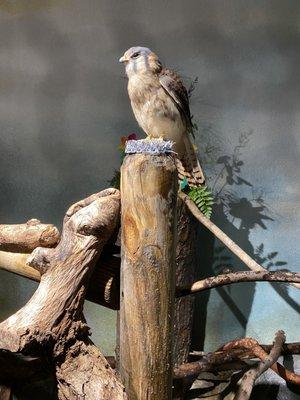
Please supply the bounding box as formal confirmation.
[128,75,185,141]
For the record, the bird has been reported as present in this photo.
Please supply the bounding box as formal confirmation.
[119,46,205,187]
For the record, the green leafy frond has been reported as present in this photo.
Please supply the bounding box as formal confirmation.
[187,185,214,218]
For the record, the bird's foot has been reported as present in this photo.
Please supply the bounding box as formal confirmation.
[145,135,153,141]
[145,135,164,141]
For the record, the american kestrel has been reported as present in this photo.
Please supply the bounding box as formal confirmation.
[119,46,205,187]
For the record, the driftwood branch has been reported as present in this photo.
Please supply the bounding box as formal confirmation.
[179,192,300,289]
[0,251,40,280]
[174,339,300,381]
[0,220,59,253]
[189,342,300,362]
[260,342,300,355]
[0,247,121,310]
[234,331,285,400]
[221,334,300,386]
[0,188,126,400]
[173,358,252,380]
[3,194,299,309]
[177,270,300,296]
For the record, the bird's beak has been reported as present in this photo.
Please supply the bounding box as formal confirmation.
[119,55,127,63]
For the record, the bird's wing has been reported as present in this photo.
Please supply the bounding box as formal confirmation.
[159,68,205,186]
[159,68,193,133]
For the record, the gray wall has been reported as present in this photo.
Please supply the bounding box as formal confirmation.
[0,0,299,357]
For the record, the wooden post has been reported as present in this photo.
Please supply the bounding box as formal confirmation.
[119,140,177,400]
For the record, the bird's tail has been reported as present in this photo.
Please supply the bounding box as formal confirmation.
[175,136,205,187]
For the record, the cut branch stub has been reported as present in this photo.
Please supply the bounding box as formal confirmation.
[0,220,59,253]
[0,188,127,400]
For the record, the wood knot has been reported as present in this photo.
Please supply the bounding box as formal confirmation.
[123,214,139,258]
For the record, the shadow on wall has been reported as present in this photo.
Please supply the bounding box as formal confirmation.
[192,126,299,351]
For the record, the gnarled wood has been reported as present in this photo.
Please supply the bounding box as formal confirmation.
[0,220,59,253]
[0,188,126,400]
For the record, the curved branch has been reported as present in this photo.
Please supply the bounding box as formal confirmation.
[176,338,300,381]
[177,270,300,297]
[234,330,285,400]
[173,358,252,380]
[262,342,300,355]
[179,192,300,289]
[189,342,300,363]
[222,334,300,386]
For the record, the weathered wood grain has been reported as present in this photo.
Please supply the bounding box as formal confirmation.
[0,188,126,400]
[119,153,177,400]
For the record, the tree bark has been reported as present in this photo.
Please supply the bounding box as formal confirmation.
[172,198,198,398]
[119,153,177,400]
[0,188,126,400]
[173,197,197,363]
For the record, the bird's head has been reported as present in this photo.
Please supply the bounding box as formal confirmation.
[119,46,162,77]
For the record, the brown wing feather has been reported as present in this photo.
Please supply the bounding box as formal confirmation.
[159,68,205,186]
[159,68,193,133]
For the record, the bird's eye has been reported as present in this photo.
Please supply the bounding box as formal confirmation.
[131,52,140,59]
